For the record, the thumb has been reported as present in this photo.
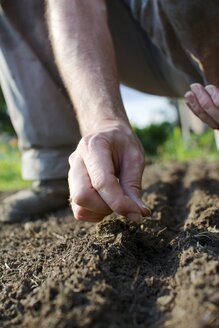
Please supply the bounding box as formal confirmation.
[120,154,151,217]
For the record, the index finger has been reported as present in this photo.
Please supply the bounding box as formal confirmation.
[80,137,142,222]
[205,85,219,107]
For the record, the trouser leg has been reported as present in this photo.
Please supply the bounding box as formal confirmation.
[106,0,190,97]
[0,1,81,180]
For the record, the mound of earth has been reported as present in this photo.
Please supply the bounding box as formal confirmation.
[0,161,219,328]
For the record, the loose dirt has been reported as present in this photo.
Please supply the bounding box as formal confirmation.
[0,161,219,328]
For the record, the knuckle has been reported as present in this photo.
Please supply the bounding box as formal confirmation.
[73,206,87,221]
[133,150,142,161]
[191,103,200,114]
[88,134,106,152]
[192,106,202,117]
[79,135,90,149]
[129,149,145,165]
[79,134,104,152]
[91,172,107,191]
[68,152,76,164]
[81,134,96,145]
[88,134,99,146]
[201,99,212,110]
[72,190,91,206]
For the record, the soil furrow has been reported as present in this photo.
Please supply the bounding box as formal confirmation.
[0,161,218,328]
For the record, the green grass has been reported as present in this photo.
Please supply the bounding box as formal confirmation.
[134,123,219,162]
[0,125,219,191]
[158,127,219,161]
[0,137,31,191]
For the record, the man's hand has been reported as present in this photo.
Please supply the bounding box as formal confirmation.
[68,121,151,223]
[185,83,219,129]
[47,0,151,223]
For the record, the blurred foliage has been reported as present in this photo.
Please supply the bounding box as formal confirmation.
[159,126,219,161]
[0,89,15,135]
[134,122,219,161]
[0,137,30,191]
[0,89,28,190]
[134,122,173,156]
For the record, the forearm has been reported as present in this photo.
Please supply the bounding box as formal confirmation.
[47,0,129,135]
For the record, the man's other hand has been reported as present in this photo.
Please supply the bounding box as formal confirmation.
[185,83,219,129]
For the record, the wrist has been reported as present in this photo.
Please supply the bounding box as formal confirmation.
[78,109,131,136]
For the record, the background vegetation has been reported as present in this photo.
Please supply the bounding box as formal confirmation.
[1,90,219,191]
[134,122,219,161]
[0,91,30,190]
[0,137,30,190]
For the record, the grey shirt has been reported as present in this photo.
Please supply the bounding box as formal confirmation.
[124,0,203,83]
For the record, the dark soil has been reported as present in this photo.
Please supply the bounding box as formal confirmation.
[0,161,219,328]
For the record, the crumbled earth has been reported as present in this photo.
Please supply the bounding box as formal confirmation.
[0,161,219,328]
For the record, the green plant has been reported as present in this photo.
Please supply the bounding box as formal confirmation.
[134,122,173,156]
[134,122,219,161]
[0,137,30,191]
[158,127,219,161]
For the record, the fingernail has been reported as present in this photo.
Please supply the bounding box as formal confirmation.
[205,85,215,97]
[184,91,191,98]
[185,91,196,105]
[138,200,152,216]
[127,213,142,224]
[142,205,152,217]
[191,83,201,96]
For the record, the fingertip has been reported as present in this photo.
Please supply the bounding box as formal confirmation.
[127,213,142,224]
[190,82,203,89]
[141,205,152,217]
[137,199,152,217]
[205,84,215,97]
[184,91,193,98]
[184,91,196,107]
